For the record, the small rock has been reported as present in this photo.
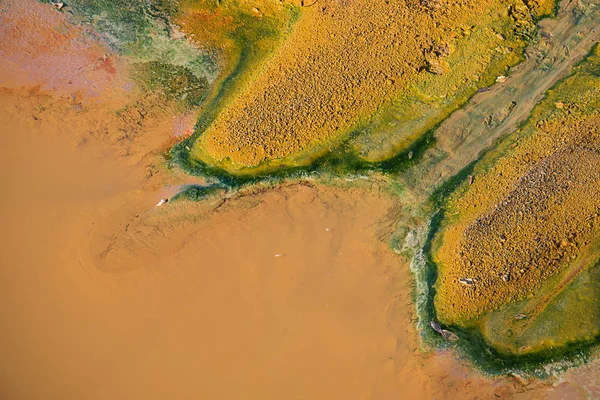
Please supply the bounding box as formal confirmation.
[459,277,476,286]
[155,198,169,207]
[514,313,527,320]
[441,329,459,341]
[426,60,447,75]
[420,0,441,10]
[430,321,458,341]
[430,321,442,333]
[432,43,450,57]
[496,75,508,83]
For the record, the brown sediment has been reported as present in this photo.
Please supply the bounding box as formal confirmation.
[189,0,549,171]
[0,84,541,400]
[0,0,130,100]
[3,0,600,396]
[0,1,569,393]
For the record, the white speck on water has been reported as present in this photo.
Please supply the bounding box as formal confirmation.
[325,228,330,231]
[274,254,282,257]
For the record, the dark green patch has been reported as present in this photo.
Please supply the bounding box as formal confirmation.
[171,184,225,201]
[420,42,600,376]
[131,61,208,108]
[60,0,169,50]
[170,122,436,190]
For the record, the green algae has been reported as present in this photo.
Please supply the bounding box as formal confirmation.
[417,42,600,375]
[176,1,300,114]
[55,0,217,100]
[46,0,600,376]
[171,184,225,201]
[170,122,437,190]
[131,61,209,108]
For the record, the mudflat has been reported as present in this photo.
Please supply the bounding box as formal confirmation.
[0,88,521,399]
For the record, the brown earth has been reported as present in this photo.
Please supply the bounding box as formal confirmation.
[0,86,542,400]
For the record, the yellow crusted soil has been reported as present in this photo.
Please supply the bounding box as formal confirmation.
[175,0,297,93]
[434,47,600,325]
[176,1,296,60]
[524,0,556,17]
[189,0,547,170]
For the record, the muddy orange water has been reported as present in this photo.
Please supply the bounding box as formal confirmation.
[2,86,594,399]
[0,1,596,399]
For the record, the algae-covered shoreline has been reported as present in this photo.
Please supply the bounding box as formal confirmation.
[166,0,556,175]
[415,40,600,376]
[24,0,600,382]
[165,0,600,376]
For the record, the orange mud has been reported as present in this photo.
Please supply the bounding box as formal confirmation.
[0,0,130,101]
[0,87,551,400]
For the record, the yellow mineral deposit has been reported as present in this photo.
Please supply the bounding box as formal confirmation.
[188,0,552,172]
[434,46,600,325]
